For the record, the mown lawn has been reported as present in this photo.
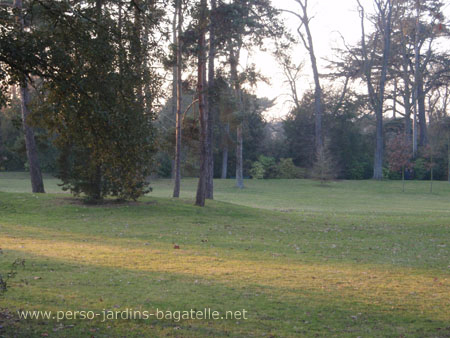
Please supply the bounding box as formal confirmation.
[0,172,449,337]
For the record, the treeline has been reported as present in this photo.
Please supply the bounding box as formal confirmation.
[0,0,449,205]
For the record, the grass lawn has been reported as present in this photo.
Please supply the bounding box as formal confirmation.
[0,172,449,337]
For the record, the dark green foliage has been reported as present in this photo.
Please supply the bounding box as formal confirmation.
[283,90,373,179]
[0,99,58,172]
[15,0,164,201]
[250,156,305,179]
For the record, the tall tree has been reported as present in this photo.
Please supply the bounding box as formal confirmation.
[173,0,183,198]
[357,0,393,180]
[283,0,323,153]
[205,0,217,199]
[195,0,208,206]
[13,0,45,193]
[215,0,281,188]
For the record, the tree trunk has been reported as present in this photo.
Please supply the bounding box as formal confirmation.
[195,0,208,206]
[296,1,323,153]
[306,29,323,153]
[229,45,244,189]
[171,3,177,120]
[358,0,391,180]
[14,0,45,193]
[417,78,428,146]
[173,0,183,198]
[205,0,217,199]
[402,165,405,193]
[235,124,244,189]
[373,105,384,180]
[373,1,392,180]
[221,123,229,179]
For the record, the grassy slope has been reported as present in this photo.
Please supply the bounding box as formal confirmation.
[0,173,449,337]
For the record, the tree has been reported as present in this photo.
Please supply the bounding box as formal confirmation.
[387,133,413,192]
[215,0,281,189]
[357,0,394,180]
[311,139,335,184]
[20,0,164,201]
[195,0,208,206]
[205,0,217,199]
[13,0,45,193]
[173,0,183,198]
[283,0,323,153]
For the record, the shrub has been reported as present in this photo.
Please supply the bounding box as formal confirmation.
[250,161,265,179]
[257,155,278,179]
[414,158,428,180]
[348,159,371,180]
[276,158,306,179]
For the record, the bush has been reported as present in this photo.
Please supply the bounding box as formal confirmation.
[414,158,428,180]
[348,159,371,180]
[276,158,306,179]
[257,155,278,178]
[249,161,265,179]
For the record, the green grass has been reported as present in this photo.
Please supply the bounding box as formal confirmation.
[0,172,449,337]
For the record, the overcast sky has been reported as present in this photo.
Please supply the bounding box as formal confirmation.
[252,0,450,119]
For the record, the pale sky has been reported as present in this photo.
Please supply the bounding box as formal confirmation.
[252,0,450,119]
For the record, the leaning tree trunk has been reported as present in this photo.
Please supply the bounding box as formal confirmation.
[14,0,44,193]
[205,0,217,199]
[173,0,183,198]
[195,0,208,206]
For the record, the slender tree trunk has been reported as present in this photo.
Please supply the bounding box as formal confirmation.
[306,28,323,153]
[235,124,244,189]
[393,78,397,119]
[430,167,433,193]
[205,0,217,199]
[412,2,420,155]
[172,4,177,120]
[195,0,208,206]
[294,1,323,153]
[221,123,229,179]
[417,78,428,146]
[14,0,44,193]
[402,165,405,193]
[229,46,244,189]
[173,0,183,198]
[170,3,177,180]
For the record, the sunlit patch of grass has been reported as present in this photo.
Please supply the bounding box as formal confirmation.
[2,235,449,323]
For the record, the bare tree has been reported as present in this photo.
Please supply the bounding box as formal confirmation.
[283,0,323,153]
